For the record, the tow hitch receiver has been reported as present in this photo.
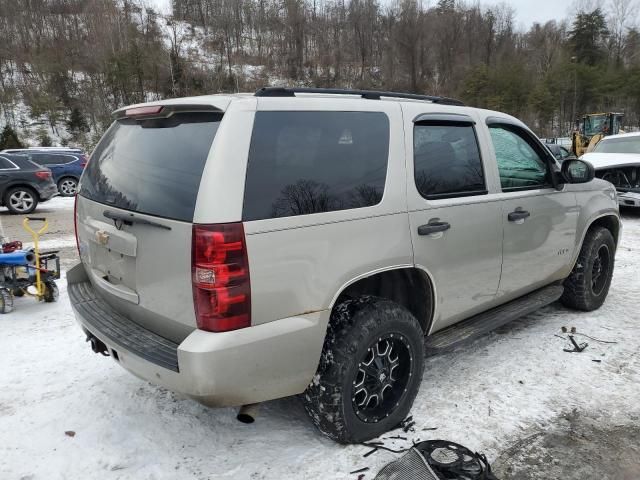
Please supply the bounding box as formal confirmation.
[86,333,110,356]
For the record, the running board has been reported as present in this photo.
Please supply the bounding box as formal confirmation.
[424,284,564,354]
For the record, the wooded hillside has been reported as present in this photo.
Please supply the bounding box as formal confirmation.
[1,0,639,149]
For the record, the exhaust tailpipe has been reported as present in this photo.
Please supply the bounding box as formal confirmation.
[237,403,260,424]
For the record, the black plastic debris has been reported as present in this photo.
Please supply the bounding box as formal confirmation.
[563,335,588,353]
[374,440,499,480]
[350,467,370,474]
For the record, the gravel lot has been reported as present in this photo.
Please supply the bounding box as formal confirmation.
[0,199,638,479]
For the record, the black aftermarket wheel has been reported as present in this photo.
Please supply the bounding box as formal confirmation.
[303,296,424,443]
[561,226,615,311]
[352,333,414,423]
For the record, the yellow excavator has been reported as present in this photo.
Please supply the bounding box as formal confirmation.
[571,112,624,157]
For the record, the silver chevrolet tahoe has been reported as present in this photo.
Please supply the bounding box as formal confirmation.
[68,87,620,443]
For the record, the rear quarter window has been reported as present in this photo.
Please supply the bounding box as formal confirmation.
[0,156,16,169]
[243,111,390,221]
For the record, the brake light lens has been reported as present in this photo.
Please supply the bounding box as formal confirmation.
[73,194,80,256]
[35,170,51,180]
[125,105,163,117]
[192,223,251,332]
[79,155,88,168]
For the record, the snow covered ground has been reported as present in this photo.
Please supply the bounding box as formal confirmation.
[0,211,639,479]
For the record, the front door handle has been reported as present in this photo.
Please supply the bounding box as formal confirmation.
[418,220,451,235]
[508,209,531,222]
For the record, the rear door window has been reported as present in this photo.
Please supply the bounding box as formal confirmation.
[413,122,486,199]
[8,156,39,170]
[243,111,389,221]
[47,154,75,165]
[29,153,51,165]
[80,111,222,222]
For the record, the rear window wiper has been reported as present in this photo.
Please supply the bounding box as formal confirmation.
[103,210,172,231]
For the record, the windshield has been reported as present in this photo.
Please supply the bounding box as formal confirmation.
[584,115,608,136]
[80,111,222,222]
[593,136,640,154]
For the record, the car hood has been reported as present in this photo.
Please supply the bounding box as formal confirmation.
[582,152,640,169]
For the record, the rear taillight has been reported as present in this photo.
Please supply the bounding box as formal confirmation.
[73,194,80,256]
[79,155,88,168]
[192,223,251,332]
[35,170,51,180]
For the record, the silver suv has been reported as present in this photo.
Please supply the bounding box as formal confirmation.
[68,87,620,443]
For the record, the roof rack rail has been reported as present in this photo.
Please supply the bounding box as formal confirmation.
[254,87,465,106]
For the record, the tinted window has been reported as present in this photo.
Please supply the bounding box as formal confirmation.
[489,125,549,189]
[30,153,54,165]
[31,153,76,165]
[593,136,640,154]
[7,155,39,170]
[0,156,15,169]
[80,112,222,222]
[413,123,485,199]
[243,111,389,221]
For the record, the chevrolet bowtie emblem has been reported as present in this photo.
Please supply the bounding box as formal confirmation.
[95,230,109,245]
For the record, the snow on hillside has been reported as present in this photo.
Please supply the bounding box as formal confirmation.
[0,17,277,151]
[0,61,78,148]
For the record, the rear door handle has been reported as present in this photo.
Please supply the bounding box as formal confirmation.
[418,220,451,235]
[508,209,531,222]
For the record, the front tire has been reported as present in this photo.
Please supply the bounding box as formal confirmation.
[4,187,38,214]
[561,227,615,311]
[303,297,424,444]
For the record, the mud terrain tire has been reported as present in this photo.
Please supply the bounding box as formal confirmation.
[303,296,424,444]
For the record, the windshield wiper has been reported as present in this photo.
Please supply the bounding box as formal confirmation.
[103,210,172,231]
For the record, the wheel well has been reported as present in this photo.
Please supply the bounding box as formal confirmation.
[58,175,78,183]
[333,268,433,333]
[588,215,620,247]
[2,184,37,203]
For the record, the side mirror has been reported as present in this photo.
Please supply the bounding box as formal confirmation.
[561,159,595,184]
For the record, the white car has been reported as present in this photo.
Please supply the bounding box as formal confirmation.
[582,131,640,207]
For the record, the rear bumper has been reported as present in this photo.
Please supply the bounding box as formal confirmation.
[37,183,58,201]
[67,263,329,407]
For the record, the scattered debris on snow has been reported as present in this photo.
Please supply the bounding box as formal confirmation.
[0,212,639,479]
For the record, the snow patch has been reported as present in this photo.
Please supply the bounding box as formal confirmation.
[0,215,639,478]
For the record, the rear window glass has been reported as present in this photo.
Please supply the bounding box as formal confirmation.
[80,111,222,222]
[243,111,389,221]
